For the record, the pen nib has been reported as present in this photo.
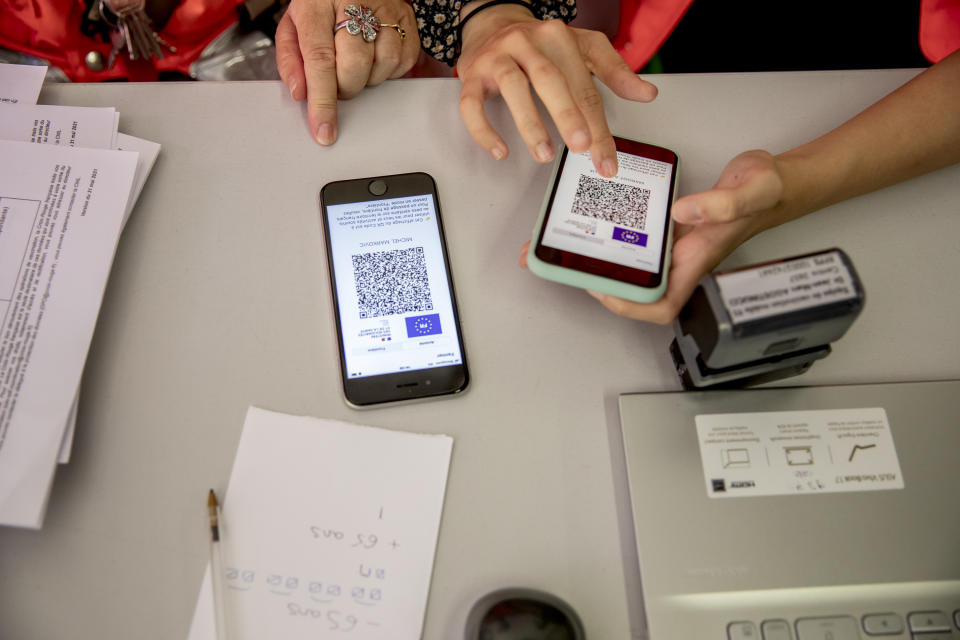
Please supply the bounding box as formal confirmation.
[208,489,221,541]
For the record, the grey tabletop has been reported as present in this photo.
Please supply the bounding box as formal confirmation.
[1,70,958,640]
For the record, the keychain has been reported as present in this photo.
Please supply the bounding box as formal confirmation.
[100,0,176,68]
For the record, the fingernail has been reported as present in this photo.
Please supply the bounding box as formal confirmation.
[288,80,298,99]
[536,142,554,163]
[570,129,590,151]
[675,201,702,223]
[601,159,617,178]
[315,123,335,145]
[491,146,506,161]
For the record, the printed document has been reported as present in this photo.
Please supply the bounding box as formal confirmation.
[0,140,138,528]
[187,407,453,640]
[0,63,45,104]
[0,103,118,149]
[0,101,161,464]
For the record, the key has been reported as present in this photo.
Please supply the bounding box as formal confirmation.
[118,14,136,60]
[125,9,149,59]
[107,24,126,68]
[127,9,156,58]
[103,0,175,62]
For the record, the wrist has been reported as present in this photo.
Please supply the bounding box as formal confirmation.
[459,1,537,54]
[767,149,836,230]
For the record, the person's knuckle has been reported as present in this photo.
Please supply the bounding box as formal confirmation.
[400,48,419,72]
[555,106,582,126]
[528,59,559,82]
[493,64,527,88]
[311,91,337,109]
[302,42,336,67]
[275,50,297,70]
[339,54,369,79]
[575,86,604,111]
[458,90,482,117]
[719,194,741,221]
[378,47,401,69]
[583,28,612,51]
[502,26,532,49]
[517,114,544,136]
[537,18,568,38]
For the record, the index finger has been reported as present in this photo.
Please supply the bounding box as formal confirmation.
[535,28,619,176]
[291,1,340,145]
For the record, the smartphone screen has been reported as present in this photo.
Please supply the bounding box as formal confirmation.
[320,173,468,406]
[534,138,678,287]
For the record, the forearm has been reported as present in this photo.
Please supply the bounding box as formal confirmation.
[766,49,960,230]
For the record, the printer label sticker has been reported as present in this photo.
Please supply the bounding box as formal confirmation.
[715,250,856,324]
[695,408,904,498]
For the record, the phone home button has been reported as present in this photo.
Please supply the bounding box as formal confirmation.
[368,180,387,196]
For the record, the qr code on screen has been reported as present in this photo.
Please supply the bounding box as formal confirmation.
[571,175,650,229]
[352,247,434,318]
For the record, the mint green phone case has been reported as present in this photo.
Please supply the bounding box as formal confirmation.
[526,146,678,304]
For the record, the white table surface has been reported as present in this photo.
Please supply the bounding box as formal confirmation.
[1,70,958,640]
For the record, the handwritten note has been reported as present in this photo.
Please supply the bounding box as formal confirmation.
[187,407,453,640]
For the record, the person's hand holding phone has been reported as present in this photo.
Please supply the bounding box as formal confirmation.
[456,2,658,178]
[276,0,420,145]
[521,150,786,324]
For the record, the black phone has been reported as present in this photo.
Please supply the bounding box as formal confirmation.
[319,172,469,407]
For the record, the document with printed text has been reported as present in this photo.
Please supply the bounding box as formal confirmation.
[0,140,138,528]
[0,63,45,104]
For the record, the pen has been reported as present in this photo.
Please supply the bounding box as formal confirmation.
[207,489,229,640]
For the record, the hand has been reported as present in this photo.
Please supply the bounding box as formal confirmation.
[456,4,658,177]
[276,0,419,145]
[520,150,786,324]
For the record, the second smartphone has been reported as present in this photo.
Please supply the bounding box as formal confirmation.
[526,137,679,303]
[319,172,469,407]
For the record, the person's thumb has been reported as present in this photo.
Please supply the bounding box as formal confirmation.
[673,151,782,225]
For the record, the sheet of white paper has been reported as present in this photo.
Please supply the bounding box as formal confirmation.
[115,133,161,224]
[59,134,160,465]
[0,103,117,149]
[0,63,46,104]
[57,134,159,465]
[187,407,453,640]
[0,140,138,528]
[58,392,79,464]
[0,105,135,466]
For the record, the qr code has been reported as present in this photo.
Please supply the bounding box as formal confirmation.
[571,175,650,229]
[352,247,434,318]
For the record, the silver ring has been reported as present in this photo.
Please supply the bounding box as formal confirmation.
[334,5,381,42]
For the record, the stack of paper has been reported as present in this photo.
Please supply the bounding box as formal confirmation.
[0,63,161,528]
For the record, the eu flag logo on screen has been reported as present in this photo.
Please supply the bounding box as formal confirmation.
[405,313,442,338]
[612,226,647,246]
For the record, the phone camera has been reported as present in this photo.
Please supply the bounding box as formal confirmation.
[368,180,387,196]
